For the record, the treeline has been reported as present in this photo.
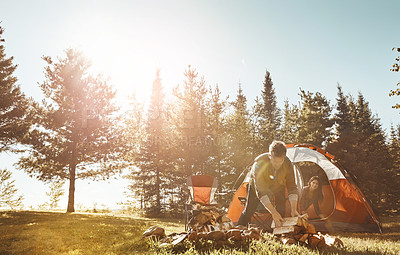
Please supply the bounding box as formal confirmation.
[123,66,399,217]
[0,24,398,216]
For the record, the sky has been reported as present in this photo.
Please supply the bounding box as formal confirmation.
[1,0,399,210]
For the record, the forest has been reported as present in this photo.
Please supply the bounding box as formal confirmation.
[1,24,399,217]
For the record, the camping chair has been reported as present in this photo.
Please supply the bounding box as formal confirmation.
[185,175,218,231]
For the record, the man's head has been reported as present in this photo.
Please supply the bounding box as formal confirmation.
[269,141,287,170]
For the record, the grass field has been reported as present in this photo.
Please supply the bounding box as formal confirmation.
[0,211,399,254]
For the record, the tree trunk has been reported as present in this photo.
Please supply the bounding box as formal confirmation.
[67,164,76,212]
[156,168,161,214]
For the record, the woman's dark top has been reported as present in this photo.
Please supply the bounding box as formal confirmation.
[300,186,322,216]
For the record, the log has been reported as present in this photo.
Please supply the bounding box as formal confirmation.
[206,230,226,241]
[271,216,304,229]
[273,225,303,235]
[142,226,166,239]
[171,233,188,246]
[306,223,316,234]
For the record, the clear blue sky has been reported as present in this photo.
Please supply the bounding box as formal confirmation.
[1,0,399,209]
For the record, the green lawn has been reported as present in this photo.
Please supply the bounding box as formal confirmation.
[0,211,399,254]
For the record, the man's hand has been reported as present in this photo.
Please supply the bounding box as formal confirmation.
[272,212,284,227]
[291,209,300,217]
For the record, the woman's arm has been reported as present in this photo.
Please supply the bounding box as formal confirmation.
[313,198,323,217]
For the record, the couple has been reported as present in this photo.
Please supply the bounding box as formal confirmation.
[238,141,324,227]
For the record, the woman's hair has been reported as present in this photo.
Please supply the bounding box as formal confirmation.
[308,176,324,201]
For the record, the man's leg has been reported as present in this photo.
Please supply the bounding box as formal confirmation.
[237,183,260,226]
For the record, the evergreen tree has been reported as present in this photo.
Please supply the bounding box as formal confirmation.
[298,89,333,147]
[327,87,391,213]
[17,49,124,212]
[45,180,65,209]
[253,70,280,154]
[225,84,253,189]
[122,93,147,212]
[389,47,400,109]
[205,85,230,206]
[0,25,29,152]
[168,65,210,213]
[280,99,300,144]
[387,125,400,213]
[327,84,357,164]
[172,66,209,174]
[352,93,391,212]
[0,169,23,209]
[134,69,173,216]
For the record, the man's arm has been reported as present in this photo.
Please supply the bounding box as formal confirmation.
[286,160,300,217]
[253,159,285,226]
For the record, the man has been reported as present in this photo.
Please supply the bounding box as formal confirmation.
[238,141,299,227]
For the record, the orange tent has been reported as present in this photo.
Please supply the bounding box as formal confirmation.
[227,143,382,233]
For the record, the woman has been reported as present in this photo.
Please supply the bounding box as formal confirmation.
[300,176,324,218]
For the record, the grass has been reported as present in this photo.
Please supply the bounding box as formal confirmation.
[0,211,399,255]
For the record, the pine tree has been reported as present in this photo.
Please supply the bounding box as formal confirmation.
[327,84,357,164]
[45,180,65,209]
[280,99,300,144]
[225,84,253,189]
[297,89,333,147]
[253,70,280,154]
[122,93,146,212]
[352,93,391,212]
[389,47,400,108]
[327,87,391,213]
[0,25,29,152]
[172,66,209,173]
[134,69,173,216]
[169,66,210,212]
[0,169,24,209]
[17,49,124,212]
[205,85,230,205]
[387,125,400,213]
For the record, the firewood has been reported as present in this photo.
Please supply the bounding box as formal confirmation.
[197,232,207,239]
[142,226,166,239]
[188,231,198,242]
[145,234,162,241]
[298,233,309,243]
[171,233,188,246]
[195,213,210,225]
[301,217,309,229]
[281,236,297,245]
[271,216,304,228]
[319,233,344,247]
[308,234,324,249]
[206,230,226,241]
[273,225,295,235]
[226,229,241,241]
[249,229,261,240]
[159,242,171,248]
[273,225,303,235]
[294,233,303,240]
[220,215,231,223]
[334,237,344,247]
[306,223,316,234]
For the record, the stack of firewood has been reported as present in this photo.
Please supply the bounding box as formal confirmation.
[142,224,264,249]
[142,212,344,250]
[272,216,344,249]
[187,204,234,232]
[142,204,265,248]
